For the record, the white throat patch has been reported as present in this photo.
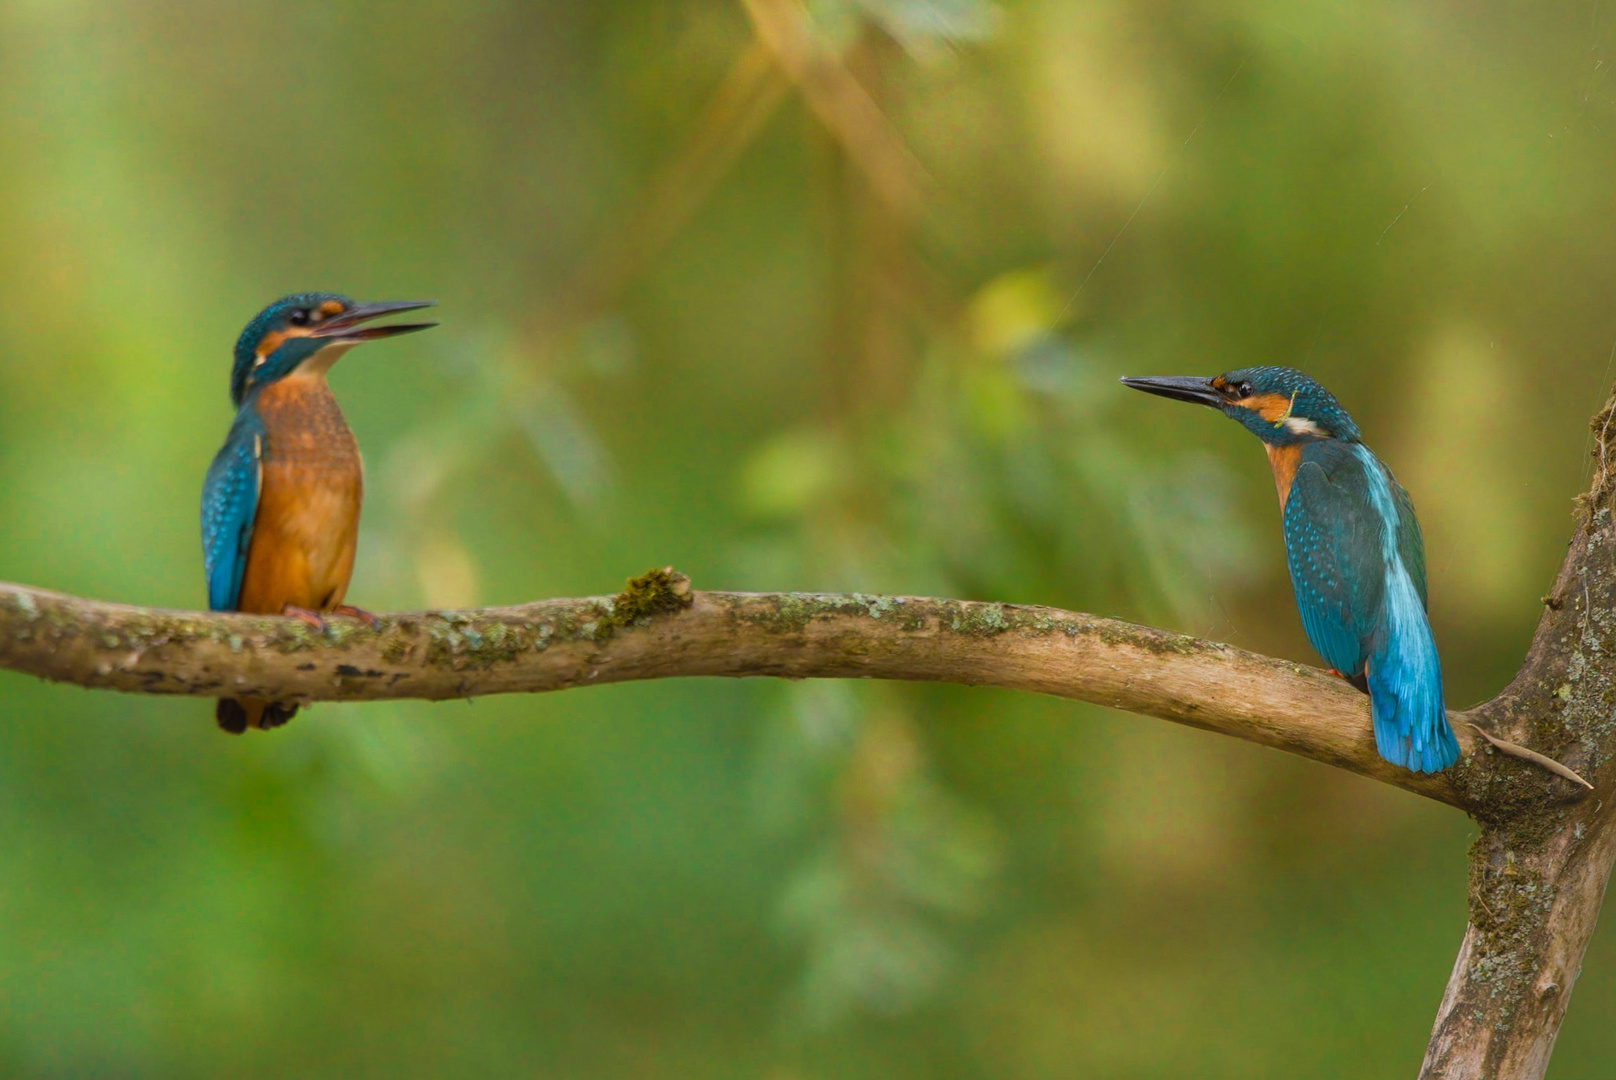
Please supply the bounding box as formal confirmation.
[292,341,357,378]
[1283,416,1326,437]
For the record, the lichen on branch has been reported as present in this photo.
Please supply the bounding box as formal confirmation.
[0,567,1501,811]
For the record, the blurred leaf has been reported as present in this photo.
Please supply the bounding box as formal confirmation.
[1014,336,1108,406]
[781,854,954,1026]
[1120,450,1263,621]
[739,427,849,520]
[966,267,1066,357]
[516,378,616,509]
[811,0,1002,55]
[573,314,639,379]
[766,701,1003,1028]
[752,681,864,834]
[960,363,1028,441]
[413,531,482,609]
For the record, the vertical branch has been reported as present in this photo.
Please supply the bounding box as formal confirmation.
[1420,391,1616,1079]
[1422,820,1616,1078]
[812,27,923,427]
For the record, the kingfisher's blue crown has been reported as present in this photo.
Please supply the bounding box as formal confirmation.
[1214,366,1362,445]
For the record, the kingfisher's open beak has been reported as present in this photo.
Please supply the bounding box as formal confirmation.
[1119,375,1224,407]
[312,300,438,342]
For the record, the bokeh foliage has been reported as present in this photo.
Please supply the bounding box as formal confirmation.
[2,0,1615,1075]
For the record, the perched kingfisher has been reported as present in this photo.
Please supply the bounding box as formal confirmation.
[202,293,437,733]
[1120,367,1460,773]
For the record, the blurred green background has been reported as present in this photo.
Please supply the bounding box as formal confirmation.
[1,0,1614,1075]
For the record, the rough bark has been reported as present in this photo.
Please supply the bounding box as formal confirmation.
[1416,398,1616,1079]
[0,571,1473,805]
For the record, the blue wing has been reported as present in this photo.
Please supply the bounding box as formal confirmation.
[1282,441,1383,679]
[1285,442,1456,773]
[1389,471,1428,607]
[201,409,263,612]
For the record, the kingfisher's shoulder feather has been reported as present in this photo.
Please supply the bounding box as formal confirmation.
[201,406,265,612]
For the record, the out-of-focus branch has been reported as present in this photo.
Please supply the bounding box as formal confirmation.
[740,0,929,219]
[537,39,791,337]
[539,0,932,343]
[0,571,1479,807]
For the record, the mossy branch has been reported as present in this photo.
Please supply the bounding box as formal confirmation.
[0,566,1507,809]
[3,483,1615,1080]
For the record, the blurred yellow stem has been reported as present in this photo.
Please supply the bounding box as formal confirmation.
[739,0,927,220]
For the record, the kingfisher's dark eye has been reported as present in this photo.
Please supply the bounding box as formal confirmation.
[1236,381,1254,397]
[288,308,310,326]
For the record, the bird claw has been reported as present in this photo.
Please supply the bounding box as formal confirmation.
[1327,668,1371,695]
[260,702,299,729]
[281,605,328,632]
[332,604,382,630]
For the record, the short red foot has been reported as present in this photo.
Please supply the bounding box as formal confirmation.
[332,604,382,630]
[1327,668,1371,695]
[281,605,328,632]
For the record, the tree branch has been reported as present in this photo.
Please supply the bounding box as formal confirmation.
[10,375,1616,1079]
[1413,408,1616,1078]
[0,569,1477,805]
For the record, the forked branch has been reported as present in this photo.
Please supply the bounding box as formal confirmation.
[9,378,1616,1079]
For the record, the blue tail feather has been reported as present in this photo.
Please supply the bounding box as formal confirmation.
[1367,674,1458,773]
[1366,569,1459,773]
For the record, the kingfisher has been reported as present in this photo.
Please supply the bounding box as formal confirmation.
[202,293,437,733]
[1120,367,1460,773]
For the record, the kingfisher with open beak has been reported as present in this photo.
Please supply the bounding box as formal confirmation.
[202,293,437,733]
[1121,367,1460,773]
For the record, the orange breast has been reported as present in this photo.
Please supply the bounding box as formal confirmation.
[236,375,363,615]
[1265,442,1302,509]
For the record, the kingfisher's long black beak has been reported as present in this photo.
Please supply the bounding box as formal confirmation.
[313,300,439,342]
[1119,375,1224,407]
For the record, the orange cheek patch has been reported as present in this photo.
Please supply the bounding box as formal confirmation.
[1236,393,1294,423]
[256,330,287,359]
[255,326,317,360]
